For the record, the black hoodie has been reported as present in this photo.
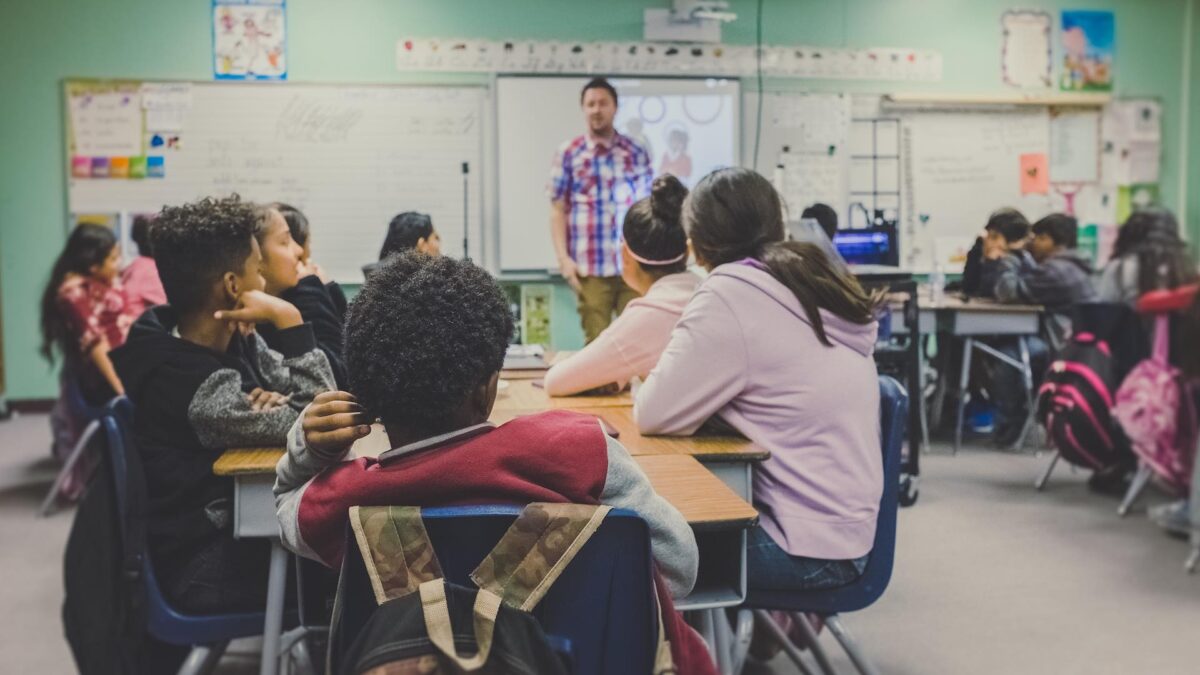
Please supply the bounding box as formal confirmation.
[110,305,335,573]
[257,275,349,388]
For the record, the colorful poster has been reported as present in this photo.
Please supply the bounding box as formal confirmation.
[1001,11,1052,88]
[1019,153,1049,195]
[1060,10,1114,91]
[213,0,287,80]
[1116,183,1159,224]
[68,87,143,157]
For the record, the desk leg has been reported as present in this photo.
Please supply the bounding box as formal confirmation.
[711,609,733,673]
[954,337,973,455]
[259,540,288,675]
[1013,336,1037,451]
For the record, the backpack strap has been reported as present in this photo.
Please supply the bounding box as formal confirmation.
[348,505,444,604]
[1153,313,1170,362]
[470,503,612,611]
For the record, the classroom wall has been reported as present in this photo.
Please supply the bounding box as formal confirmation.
[0,0,1193,399]
[1189,0,1200,244]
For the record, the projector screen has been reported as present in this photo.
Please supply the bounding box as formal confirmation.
[496,76,740,271]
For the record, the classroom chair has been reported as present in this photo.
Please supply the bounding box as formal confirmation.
[101,397,272,675]
[732,375,907,675]
[331,505,658,675]
[39,368,111,516]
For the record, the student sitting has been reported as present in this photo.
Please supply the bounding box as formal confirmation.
[41,223,139,488]
[985,214,1098,445]
[273,202,349,317]
[966,208,1032,297]
[361,211,441,279]
[255,204,349,387]
[121,215,167,317]
[634,167,883,594]
[544,175,699,396]
[801,202,839,242]
[1097,208,1196,305]
[110,195,335,617]
[274,252,716,673]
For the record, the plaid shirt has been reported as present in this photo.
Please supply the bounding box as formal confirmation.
[548,132,652,277]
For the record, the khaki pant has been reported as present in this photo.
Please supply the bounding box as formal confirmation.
[576,275,639,343]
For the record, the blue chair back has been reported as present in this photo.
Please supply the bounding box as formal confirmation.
[745,374,908,613]
[100,397,266,646]
[334,505,657,675]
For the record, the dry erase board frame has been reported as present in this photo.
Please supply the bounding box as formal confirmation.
[63,78,489,283]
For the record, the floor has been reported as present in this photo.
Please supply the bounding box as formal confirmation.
[1,411,1196,674]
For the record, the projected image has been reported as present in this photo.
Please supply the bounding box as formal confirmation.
[614,79,738,188]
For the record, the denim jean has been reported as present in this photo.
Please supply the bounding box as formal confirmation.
[986,335,1049,434]
[746,526,869,591]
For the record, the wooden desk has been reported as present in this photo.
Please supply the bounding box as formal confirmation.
[493,378,632,412]
[892,291,1043,337]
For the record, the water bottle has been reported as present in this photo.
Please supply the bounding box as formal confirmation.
[930,263,946,305]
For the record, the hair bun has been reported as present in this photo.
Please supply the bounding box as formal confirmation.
[650,174,688,226]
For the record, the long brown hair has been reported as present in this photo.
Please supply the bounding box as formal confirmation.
[40,223,117,361]
[684,167,882,346]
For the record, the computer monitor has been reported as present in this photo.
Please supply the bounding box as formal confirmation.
[833,225,899,266]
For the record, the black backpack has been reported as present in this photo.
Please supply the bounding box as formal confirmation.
[329,503,674,675]
[1036,331,1132,469]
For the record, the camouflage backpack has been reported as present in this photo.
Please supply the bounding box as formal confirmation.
[329,503,674,675]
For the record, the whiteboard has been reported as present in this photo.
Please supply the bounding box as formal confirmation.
[902,110,1052,270]
[67,81,486,282]
[742,92,851,223]
[496,76,740,271]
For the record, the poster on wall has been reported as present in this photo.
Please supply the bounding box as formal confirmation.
[1000,10,1052,88]
[213,0,287,80]
[1060,10,1114,92]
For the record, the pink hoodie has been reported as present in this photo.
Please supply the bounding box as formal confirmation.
[635,262,882,560]
[544,272,700,396]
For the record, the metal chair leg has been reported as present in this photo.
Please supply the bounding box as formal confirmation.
[1117,464,1153,517]
[1035,450,1060,491]
[753,610,817,675]
[954,338,974,455]
[711,608,734,674]
[39,418,101,517]
[1185,543,1200,574]
[176,641,228,675]
[789,612,837,675]
[825,616,882,675]
[731,610,754,674]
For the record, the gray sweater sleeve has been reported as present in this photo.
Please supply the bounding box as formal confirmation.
[273,409,349,561]
[187,368,305,450]
[599,428,699,598]
[247,329,336,408]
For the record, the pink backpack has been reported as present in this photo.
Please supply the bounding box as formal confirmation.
[1113,315,1193,493]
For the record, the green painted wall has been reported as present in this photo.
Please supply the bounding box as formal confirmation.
[0,0,1193,398]
[1189,0,1200,245]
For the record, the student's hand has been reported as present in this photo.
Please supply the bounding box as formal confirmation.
[983,236,1007,261]
[583,382,624,396]
[558,256,582,293]
[302,391,373,458]
[247,387,290,412]
[298,259,332,284]
[215,290,303,330]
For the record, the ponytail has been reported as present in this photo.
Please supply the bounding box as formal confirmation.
[759,241,881,346]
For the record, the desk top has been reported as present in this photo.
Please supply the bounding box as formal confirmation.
[489,406,768,461]
[213,446,757,529]
[494,378,632,411]
[633,454,758,528]
[916,290,1042,314]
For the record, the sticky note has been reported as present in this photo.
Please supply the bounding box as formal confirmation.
[71,156,91,178]
[129,156,147,179]
[1020,153,1049,195]
[91,157,110,178]
[146,156,165,178]
[109,157,130,179]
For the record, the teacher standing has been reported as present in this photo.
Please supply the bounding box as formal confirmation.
[548,78,653,343]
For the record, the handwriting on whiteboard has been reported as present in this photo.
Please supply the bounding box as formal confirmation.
[276,96,366,143]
